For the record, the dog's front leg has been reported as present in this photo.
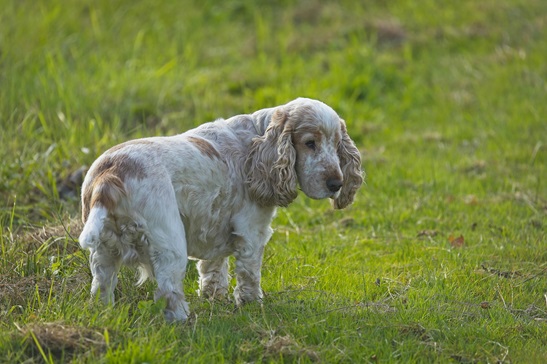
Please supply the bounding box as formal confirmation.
[233,241,266,305]
[197,257,230,299]
[232,206,275,305]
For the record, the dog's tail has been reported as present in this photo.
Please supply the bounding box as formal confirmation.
[79,173,126,250]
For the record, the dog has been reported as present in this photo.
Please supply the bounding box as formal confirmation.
[78,97,364,322]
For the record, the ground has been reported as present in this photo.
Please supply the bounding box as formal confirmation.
[0,0,546,362]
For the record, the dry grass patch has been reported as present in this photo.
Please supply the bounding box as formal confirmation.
[18,219,83,252]
[1,219,88,309]
[17,322,106,360]
[262,331,320,362]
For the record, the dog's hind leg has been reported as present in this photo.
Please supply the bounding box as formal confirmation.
[146,203,190,322]
[149,236,189,322]
[89,244,122,305]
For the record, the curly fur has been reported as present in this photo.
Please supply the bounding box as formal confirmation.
[332,119,364,209]
[245,108,298,207]
[78,97,364,322]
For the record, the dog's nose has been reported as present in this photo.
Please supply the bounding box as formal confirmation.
[326,178,343,192]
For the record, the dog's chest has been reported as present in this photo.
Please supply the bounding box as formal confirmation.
[182,212,237,260]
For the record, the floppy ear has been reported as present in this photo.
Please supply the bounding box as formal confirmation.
[332,119,364,209]
[245,108,298,207]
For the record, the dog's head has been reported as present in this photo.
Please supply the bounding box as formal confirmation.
[245,98,364,209]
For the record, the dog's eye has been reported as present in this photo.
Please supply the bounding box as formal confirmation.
[305,140,316,150]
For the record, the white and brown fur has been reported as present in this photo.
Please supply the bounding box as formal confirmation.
[79,98,363,322]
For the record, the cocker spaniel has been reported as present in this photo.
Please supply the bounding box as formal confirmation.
[79,98,364,322]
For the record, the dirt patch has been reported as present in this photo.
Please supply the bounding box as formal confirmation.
[18,322,106,359]
[368,19,407,45]
[262,332,320,362]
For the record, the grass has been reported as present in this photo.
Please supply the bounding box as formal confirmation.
[1,0,546,362]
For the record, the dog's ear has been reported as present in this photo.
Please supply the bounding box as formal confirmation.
[245,108,298,207]
[332,119,364,209]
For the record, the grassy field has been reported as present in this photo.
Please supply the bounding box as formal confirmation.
[1,0,546,362]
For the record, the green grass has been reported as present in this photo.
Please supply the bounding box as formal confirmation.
[1,0,546,362]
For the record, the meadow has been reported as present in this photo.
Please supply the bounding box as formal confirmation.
[1,0,546,362]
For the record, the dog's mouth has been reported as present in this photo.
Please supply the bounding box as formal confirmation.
[297,186,340,200]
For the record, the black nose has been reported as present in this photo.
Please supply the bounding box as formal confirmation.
[326,178,343,192]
